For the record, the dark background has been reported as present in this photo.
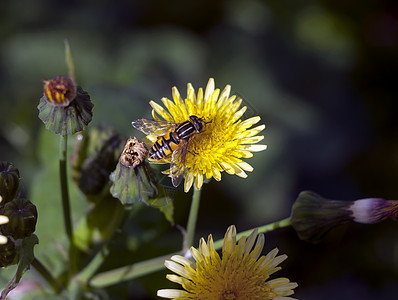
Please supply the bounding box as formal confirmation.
[1,0,398,299]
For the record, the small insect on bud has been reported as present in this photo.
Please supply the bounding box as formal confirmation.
[0,238,16,268]
[42,76,77,107]
[120,137,149,168]
[349,198,398,224]
[1,198,38,240]
[0,162,20,205]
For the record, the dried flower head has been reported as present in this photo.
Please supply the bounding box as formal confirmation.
[38,76,93,135]
[120,137,149,168]
[110,138,157,205]
[42,76,77,107]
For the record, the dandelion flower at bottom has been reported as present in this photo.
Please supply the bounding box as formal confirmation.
[157,225,298,299]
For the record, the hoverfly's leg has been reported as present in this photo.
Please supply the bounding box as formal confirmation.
[170,142,188,188]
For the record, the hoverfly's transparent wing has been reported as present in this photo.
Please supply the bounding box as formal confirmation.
[170,140,189,187]
[131,119,176,136]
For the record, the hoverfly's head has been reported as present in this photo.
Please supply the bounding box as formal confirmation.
[189,115,210,133]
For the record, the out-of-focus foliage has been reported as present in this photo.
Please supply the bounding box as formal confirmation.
[1,0,398,299]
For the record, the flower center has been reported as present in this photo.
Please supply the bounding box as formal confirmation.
[222,290,237,300]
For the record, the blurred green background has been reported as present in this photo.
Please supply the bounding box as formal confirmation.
[1,0,398,299]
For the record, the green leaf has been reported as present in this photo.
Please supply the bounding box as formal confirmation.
[0,234,39,300]
[74,195,125,252]
[148,196,174,225]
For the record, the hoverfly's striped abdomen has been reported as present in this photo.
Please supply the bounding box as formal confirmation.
[149,116,205,160]
[149,131,179,159]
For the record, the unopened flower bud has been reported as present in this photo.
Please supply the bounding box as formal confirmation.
[290,191,354,243]
[1,198,38,239]
[71,125,124,197]
[291,191,398,243]
[0,162,20,205]
[0,238,16,268]
[42,76,77,107]
[349,198,398,224]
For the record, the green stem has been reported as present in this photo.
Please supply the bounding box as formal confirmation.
[89,217,291,288]
[184,188,202,250]
[59,134,72,240]
[213,217,292,250]
[31,258,64,294]
[89,251,181,288]
[76,209,130,283]
[59,134,77,274]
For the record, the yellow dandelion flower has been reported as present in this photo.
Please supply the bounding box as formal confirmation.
[157,225,298,299]
[132,78,267,192]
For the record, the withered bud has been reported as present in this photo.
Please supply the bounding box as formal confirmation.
[120,137,148,168]
[42,76,77,107]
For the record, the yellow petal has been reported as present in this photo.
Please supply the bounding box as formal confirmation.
[236,161,254,172]
[150,100,173,121]
[239,116,261,128]
[223,225,237,255]
[199,237,210,258]
[220,162,235,174]
[0,235,8,244]
[164,260,191,278]
[241,144,267,152]
[243,229,258,255]
[217,84,231,108]
[204,78,215,102]
[233,165,247,178]
[157,289,191,298]
[184,171,194,193]
[211,166,222,181]
[240,135,264,144]
[170,255,195,269]
[0,216,9,225]
[194,173,204,190]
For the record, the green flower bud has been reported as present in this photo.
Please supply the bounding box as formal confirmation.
[290,191,353,243]
[291,191,398,243]
[0,238,16,268]
[71,125,125,197]
[1,198,38,240]
[0,162,20,205]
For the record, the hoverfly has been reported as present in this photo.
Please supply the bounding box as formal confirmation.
[131,116,208,187]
